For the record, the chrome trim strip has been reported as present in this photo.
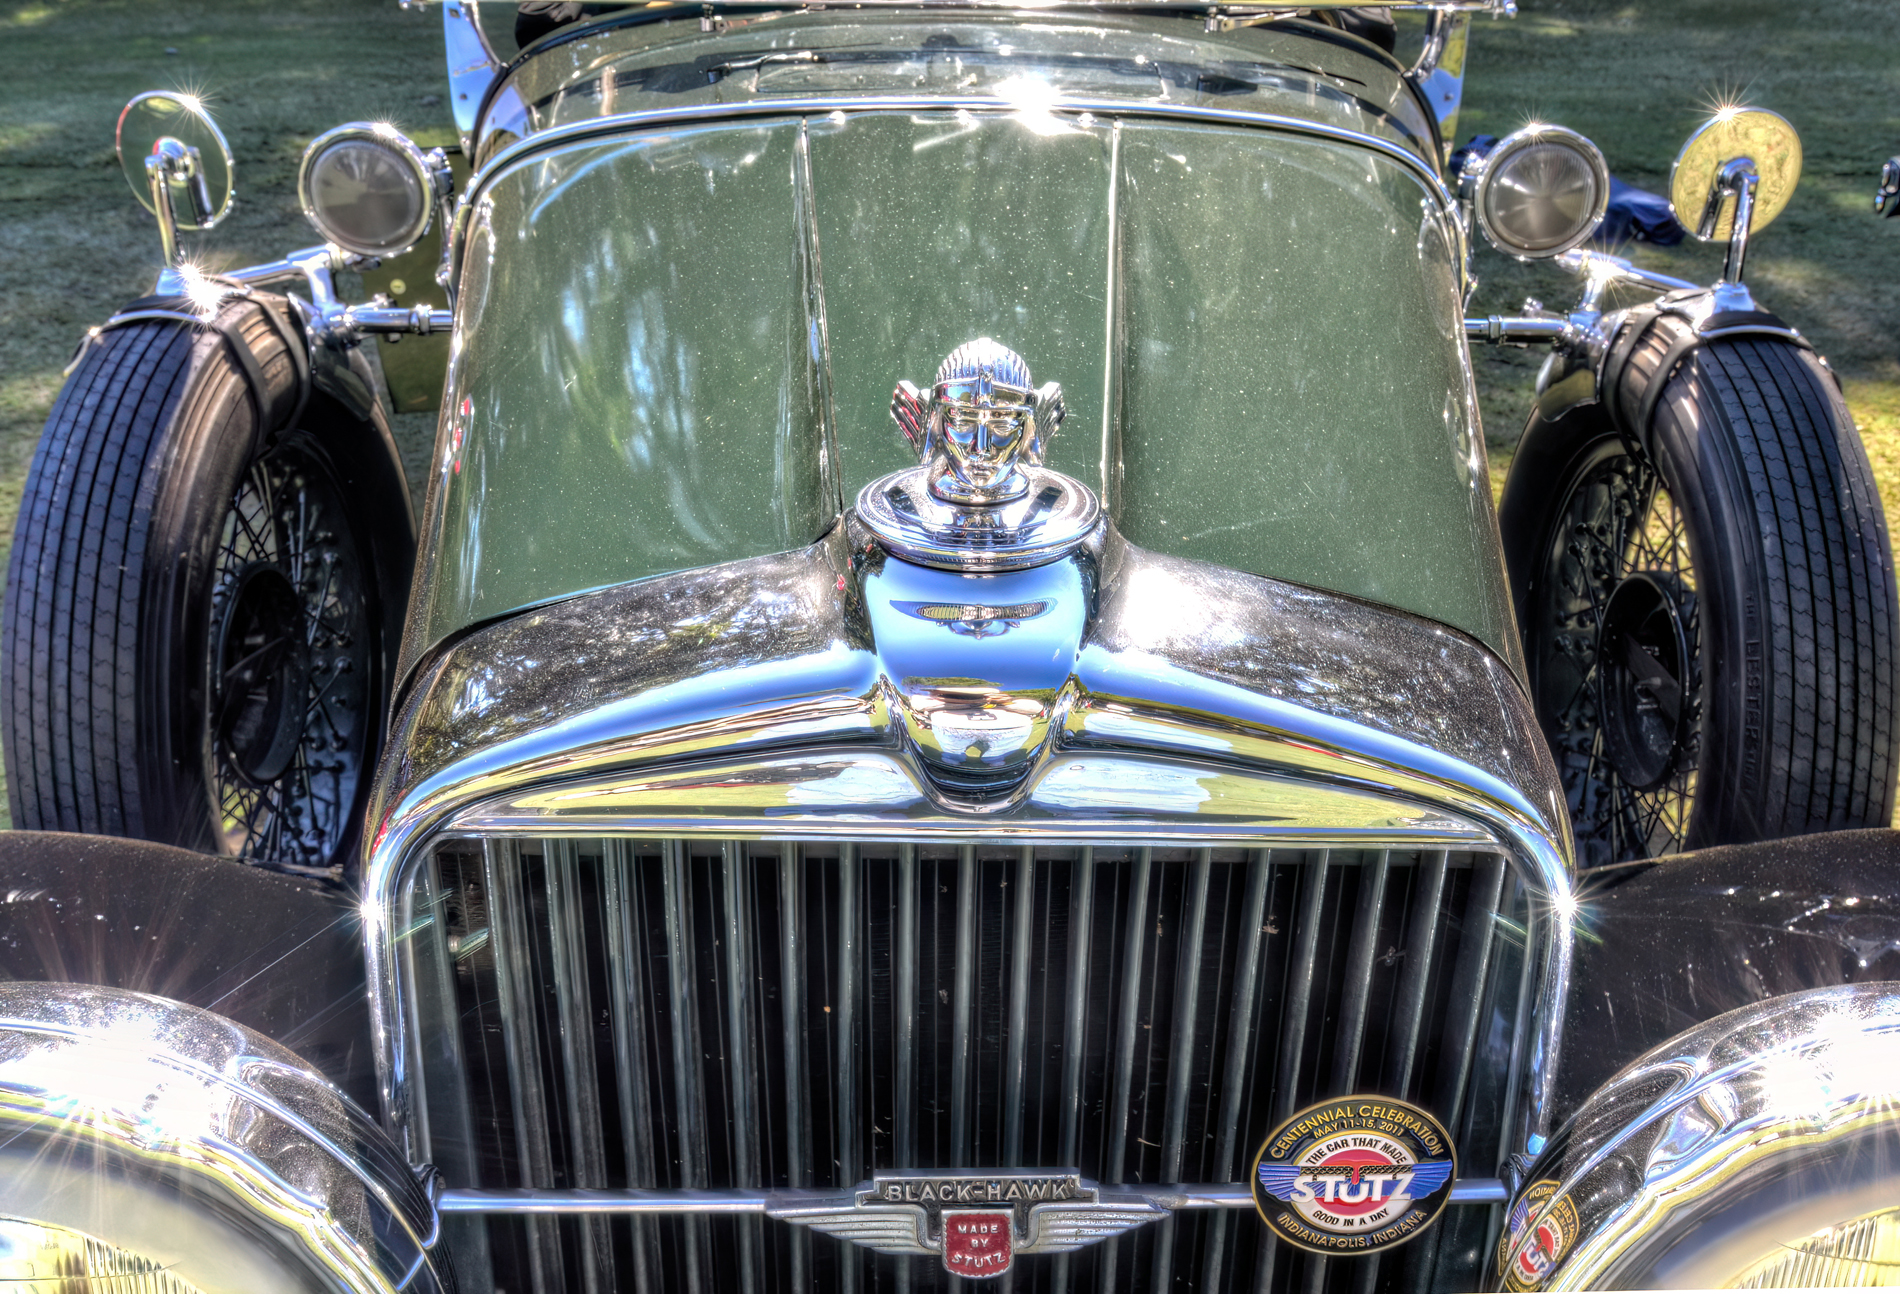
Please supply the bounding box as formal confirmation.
[1390,849,1450,1092]
[1003,844,1036,1164]
[436,1177,1511,1213]
[1330,850,1392,1091]
[950,843,978,1167]
[546,839,615,1294]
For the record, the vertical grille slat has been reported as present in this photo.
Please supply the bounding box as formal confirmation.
[1387,850,1450,1094]
[1330,850,1392,1093]
[601,841,658,1294]
[544,840,615,1294]
[424,839,1530,1294]
[779,846,811,1292]
[480,840,566,1294]
[950,844,979,1168]
[661,841,713,1288]
[1276,850,1332,1119]
[895,844,919,1168]
[1003,845,1036,1165]
[720,842,764,1294]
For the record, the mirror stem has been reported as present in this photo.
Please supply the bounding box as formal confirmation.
[1709,156,1759,286]
[144,152,182,268]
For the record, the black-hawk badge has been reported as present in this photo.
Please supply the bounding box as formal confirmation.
[1250,1097,1457,1255]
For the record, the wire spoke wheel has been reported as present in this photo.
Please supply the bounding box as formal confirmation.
[204,445,372,868]
[1537,446,1701,865]
[1503,330,1898,868]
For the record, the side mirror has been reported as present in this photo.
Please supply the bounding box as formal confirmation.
[1668,107,1801,287]
[115,91,235,267]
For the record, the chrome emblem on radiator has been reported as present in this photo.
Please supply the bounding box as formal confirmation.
[856,339,1100,572]
[769,1171,1164,1275]
[1251,1097,1458,1255]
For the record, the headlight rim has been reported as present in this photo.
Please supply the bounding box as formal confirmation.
[1469,122,1611,262]
[297,121,436,260]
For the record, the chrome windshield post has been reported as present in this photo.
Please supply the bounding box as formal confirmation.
[441,1,502,155]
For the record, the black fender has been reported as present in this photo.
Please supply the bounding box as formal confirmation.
[1555,828,1900,1123]
[0,830,375,1110]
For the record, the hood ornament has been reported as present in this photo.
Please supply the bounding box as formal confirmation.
[856,339,1101,572]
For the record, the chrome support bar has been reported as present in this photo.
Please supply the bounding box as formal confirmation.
[437,1178,1512,1214]
[1464,314,1574,345]
[1555,247,1700,295]
[346,303,455,335]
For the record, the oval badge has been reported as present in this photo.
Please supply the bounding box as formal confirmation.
[1496,1179,1579,1291]
[1250,1097,1457,1255]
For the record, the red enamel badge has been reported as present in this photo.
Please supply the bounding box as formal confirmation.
[941,1210,1013,1278]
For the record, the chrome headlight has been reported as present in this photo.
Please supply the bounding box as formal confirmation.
[0,982,449,1294]
[1468,124,1610,260]
[298,123,437,259]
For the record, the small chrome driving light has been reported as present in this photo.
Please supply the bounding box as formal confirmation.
[298,122,438,258]
[1469,124,1610,260]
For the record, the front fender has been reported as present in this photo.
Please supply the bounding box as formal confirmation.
[0,831,375,1109]
[1557,829,1900,1122]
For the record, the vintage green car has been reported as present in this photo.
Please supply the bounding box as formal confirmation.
[3,4,1900,1293]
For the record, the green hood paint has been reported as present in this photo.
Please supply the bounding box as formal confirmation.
[410,19,1512,675]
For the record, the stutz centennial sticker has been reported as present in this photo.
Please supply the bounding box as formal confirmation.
[1250,1097,1457,1255]
[1496,1179,1579,1291]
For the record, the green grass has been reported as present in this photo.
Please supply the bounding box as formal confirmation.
[1,0,1897,828]
[1442,0,1900,503]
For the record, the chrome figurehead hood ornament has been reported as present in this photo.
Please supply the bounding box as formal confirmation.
[857,339,1101,572]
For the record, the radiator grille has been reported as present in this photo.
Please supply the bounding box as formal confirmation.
[403,841,1529,1294]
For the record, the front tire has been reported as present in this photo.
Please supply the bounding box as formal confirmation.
[2,297,414,874]
[1501,334,1900,865]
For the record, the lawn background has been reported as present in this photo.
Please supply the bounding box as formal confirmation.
[1,0,1897,826]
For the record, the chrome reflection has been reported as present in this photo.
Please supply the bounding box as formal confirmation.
[0,983,446,1294]
[365,521,1574,1174]
[1501,984,1900,1290]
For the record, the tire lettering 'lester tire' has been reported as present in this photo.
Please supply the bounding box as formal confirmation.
[1,296,414,875]
[1502,327,1900,866]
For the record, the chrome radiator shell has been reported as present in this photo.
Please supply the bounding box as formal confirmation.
[365,523,1574,1292]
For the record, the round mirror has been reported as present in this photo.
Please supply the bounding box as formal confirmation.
[1470,124,1610,260]
[1670,108,1802,241]
[115,91,234,230]
[298,124,435,259]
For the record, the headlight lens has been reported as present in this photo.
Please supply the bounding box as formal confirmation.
[0,1217,208,1294]
[1727,1206,1900,1288]
[299,123,434,258]
[1471,124,1610,259]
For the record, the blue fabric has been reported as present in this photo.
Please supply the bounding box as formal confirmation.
[1597,176,1687,246]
